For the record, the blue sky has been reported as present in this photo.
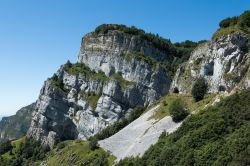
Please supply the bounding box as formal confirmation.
[0,0,249,116]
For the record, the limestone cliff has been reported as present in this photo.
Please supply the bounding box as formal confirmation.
[27,29,172,148]
[171,32,250,93]
[27,25,250,148]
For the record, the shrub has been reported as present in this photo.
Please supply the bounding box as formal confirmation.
[117,89,250,166]
[56,142,65,149]
[89,137,98,150]
[238,10,250,28]
[0,138,50,166]
[50,74,66,92]
[191,78,208,102]
[173,87,179,93]
[169,99,189,122]
[0,141,13,155]
[219,17,238,28]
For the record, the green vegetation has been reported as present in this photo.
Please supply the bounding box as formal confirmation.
[169,99,189,122]
[110,72,134,89]
[0,141,12,155]
[95,24,203,76]
[64,62,134,89]
[64,62,109,82]
[0,137,115,166]
[117,88,250,166]
[124,52,161,69]
[46,140,115,166]
[95,24,173,53]
[0,137,49,166]
[0,103,35,143]
[90,106,144,141]
[213,10,250,40]
[80,91,101,110]
[148,93,215,120]
[50,74,69,93]
[219,16,238,28]
[89,137,98,150]
[192,78,208,102]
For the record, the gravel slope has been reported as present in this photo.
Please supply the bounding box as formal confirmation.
[99,105,182,161]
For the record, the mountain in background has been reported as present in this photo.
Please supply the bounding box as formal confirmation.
[0,10,250,166]
[0,103,35,143]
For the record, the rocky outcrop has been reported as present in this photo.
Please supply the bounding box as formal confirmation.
[0,103,35,143]
[171,32,250,93]
[27,27,250,149]
[78,31,171,63]
[27,30,171,148]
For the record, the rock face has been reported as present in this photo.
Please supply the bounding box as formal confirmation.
[171,33,250,93]
[27,30,172,148]
[0,103,35,143]
[27,28,250,148]
[99,105,182,161]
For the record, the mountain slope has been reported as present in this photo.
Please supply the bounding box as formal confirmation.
[99,105,181,161]
[27,25,198,148]
[171,11,250,93]
[1,11,249,166]
[117,88,250,166]
[0,103,35,143]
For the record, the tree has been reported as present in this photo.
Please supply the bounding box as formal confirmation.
[238,11,250,28]
[0,141,13,155]
[169,99,189,122]
[219,17,238,28]
[89,137,98,150]
[192,78,208,102]
[65,60,72,68]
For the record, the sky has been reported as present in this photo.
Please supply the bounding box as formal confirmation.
[0,0,249,116]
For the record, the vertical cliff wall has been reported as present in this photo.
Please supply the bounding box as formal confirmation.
[27,29,172,148]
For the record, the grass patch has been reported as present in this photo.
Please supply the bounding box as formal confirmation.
[80,91,101,110]
[47,140,115,166]
[64,63,109,82]
[212,25,242,40]
[110,72,134,89]
[124,52,160,69]
[50,74,69,93]
[149,93,217,120]
[1,137,115,166]
[64,63,134,90]
[1,137,48,166]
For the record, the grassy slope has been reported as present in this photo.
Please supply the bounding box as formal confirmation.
[47,140,115,166]
[1,137,115,166]
[117,88,250,166]
[212,11,250,40]
[148,93,217,120]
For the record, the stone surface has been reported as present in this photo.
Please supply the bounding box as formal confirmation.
[27,30,250,149]
[171,33,250,93]
[27,30,171,148]
[99,105,182,161]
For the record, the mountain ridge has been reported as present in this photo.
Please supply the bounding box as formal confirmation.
[0,10,250,166]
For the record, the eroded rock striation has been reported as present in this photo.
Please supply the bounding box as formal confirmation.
[27,25,250,148]
[171,32,250,93]
[27,29,172,148]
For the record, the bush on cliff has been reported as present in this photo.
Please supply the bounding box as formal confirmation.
[191,78,208,102]
[169,99,189,122]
